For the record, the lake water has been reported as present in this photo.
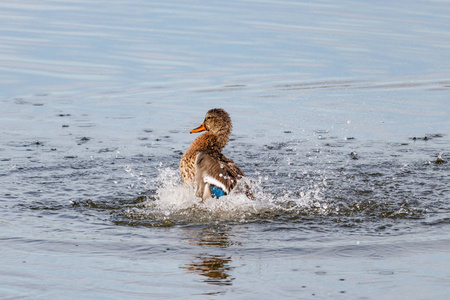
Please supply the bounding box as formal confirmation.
[1,0,450,299]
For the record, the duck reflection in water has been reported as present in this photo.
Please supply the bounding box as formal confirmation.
[180,226,238,287]
[183,253,234,286]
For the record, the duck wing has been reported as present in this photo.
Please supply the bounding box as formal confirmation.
[194,152,245,199]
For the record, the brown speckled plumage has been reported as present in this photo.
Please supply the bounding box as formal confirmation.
[179,108,246,199]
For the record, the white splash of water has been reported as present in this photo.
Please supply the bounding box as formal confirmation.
[123,165,324,224]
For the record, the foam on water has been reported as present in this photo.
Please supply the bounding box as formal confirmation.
[120,166,320,226]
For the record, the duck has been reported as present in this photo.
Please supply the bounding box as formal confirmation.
[180,108,247,200]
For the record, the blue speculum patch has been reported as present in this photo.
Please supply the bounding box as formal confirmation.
[210,185,226,198]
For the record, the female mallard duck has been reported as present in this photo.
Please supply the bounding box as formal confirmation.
[180,108,246,200]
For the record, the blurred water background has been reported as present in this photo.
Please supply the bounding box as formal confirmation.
[1,1,449,299]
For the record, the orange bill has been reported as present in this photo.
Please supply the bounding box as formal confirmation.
[190,123,207,134]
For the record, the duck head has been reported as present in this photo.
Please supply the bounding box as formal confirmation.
[190,108,232,137]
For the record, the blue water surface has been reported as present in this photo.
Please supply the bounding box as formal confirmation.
[1,1,449,299]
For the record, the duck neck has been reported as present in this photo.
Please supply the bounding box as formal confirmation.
[213,124,232,150]
[200,132,229,153]
[214,132,229,151]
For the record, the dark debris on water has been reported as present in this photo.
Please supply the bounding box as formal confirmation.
[410,133,444,141]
